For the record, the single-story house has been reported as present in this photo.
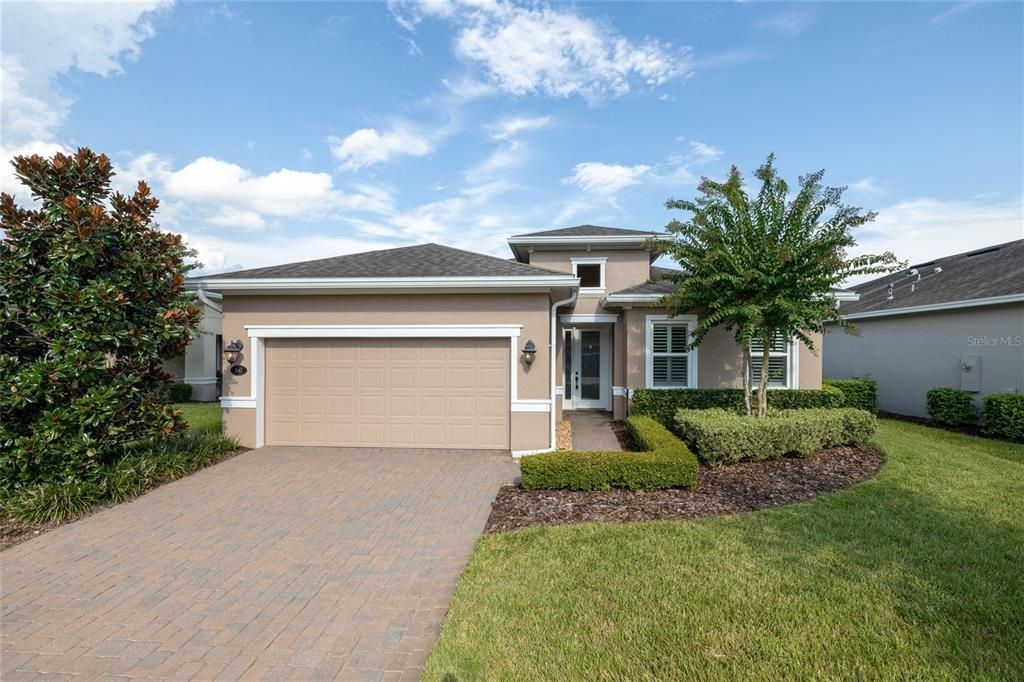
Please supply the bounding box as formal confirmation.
[824,239,1024,417]
[162,290,223,402]
[188,225,829,455]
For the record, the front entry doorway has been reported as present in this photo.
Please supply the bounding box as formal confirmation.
[563,326,612,411]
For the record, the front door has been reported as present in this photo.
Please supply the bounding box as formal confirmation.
[564,327,611,410]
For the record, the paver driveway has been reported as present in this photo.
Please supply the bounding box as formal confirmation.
[2,446,518,680]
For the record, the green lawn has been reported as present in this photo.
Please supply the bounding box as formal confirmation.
[424,420,1024,680]
[173,401,222,434]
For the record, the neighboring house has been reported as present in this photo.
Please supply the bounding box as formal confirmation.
[162,291,223,402]
[188,225,828,455]
[824,239,1024,418]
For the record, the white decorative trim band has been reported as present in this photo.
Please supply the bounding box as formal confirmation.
[511,400,552,412]
[553,385,564,396]
[244,324,523,339]
[221,397,256,408]
[511,448,554,459]
[604,293,662,305]
[612,386,628,397]
[185,377,218,385]
[559,313,619,323]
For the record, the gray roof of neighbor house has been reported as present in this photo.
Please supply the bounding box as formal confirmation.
[510,225,660,238]
[841,239,1024,317]
[197,243,569,280]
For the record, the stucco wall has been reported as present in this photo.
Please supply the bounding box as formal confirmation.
[220,292,553,450]
[529,249,650,316]
[824,303,1024,417]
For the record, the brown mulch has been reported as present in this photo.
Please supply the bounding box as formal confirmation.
[486,445,884,533]
[0,518,47,550]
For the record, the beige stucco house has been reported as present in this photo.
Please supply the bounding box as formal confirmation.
[162,291,223,402]
[188,225,828,456]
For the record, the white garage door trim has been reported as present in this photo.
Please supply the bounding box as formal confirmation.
[225,324,525,448]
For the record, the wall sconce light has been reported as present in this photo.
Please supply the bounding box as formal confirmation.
[224,340,244,365]
[522,339,537,365]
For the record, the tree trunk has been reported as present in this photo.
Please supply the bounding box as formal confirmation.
[742,343,753,416]
[758,337,771,417]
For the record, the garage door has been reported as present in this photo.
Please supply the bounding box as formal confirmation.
[264,338,509,449]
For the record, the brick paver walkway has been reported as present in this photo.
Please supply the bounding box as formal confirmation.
[1,446,517,680]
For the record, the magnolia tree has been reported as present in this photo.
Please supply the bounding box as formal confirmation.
[0,148,201,489]
[658,155,899,417]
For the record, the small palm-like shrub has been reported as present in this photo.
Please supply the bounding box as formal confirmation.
[1,431,237,525]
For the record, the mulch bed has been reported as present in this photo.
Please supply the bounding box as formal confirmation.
[485,445,884,533]
[0,518,48,550]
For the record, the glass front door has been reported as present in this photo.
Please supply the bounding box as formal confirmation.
[564,326,610,410]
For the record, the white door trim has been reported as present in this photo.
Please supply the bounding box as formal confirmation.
[564,326,612,410]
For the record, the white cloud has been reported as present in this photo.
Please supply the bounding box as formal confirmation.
[753,11,813,37]
[184,232,398,275]
[301,148,313,160]
[1,1,170,148]
[327,126,433,170]
[850,177,883,194]
[465,141,527,180]
[105,153,396,230]
[394,1,693,102]
[486,115,552,140]
[686,141,723,164]
[0,141,69,197]
[847,197,1024,282]
[564,162,651,196]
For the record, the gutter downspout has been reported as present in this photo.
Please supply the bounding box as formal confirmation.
[196,290,222,313]
[549,288,578,451]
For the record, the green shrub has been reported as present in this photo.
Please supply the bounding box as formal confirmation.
[824,378,877,413]
[674,408,877,466]
[983,393,1024,441]
[926,388,977,428]
[519,416,699,491]
[166,382,193,403]
[1,480,102,525]
[631,387,844,428]
[1,431,237,525]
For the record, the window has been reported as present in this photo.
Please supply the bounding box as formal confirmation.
[571,257,606,292]
[749,333,791,388]
[646,316,696,388]
[576,264,602,288]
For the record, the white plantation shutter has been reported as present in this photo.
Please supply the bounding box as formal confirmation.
[651,322,690,387]
[750,333,790,388]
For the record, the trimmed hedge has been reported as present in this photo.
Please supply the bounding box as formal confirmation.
[631,387,844,428]
[926,388,977,428]
[519,416,699,491]
[824,378,877,413]
[165,382,193,403]
[674,408,877,466]
[983,393,1024,441]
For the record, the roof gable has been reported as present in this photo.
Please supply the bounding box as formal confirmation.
[510,225,659,238]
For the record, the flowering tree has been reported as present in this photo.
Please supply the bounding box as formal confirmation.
[659,155,899,416]
[0,148,201,488]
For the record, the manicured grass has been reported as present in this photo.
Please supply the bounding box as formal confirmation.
[424,420,1024,680]
[174,401,222,433]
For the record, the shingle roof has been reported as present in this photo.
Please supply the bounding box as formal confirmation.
[199,243,569,279]
[608,265,683,296]
[510,225,660,238]
[842,239,1024,316]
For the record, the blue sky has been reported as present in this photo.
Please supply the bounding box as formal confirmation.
[2,1,1021,275]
